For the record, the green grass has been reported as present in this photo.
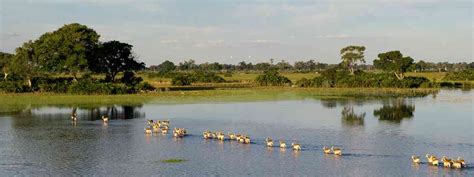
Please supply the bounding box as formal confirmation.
[160,159,186,163]
[0,88,438,114]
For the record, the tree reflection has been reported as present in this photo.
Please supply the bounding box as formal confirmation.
[341,106,365,126]
[373,100,415,123]
[78,105,145,121]
[321,99,371,109]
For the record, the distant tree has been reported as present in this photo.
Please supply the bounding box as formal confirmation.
[294,61,306,71]
[208,62,222,71]
[178,59,197,70]
[340,45,366,75]
[255,62,271,71]
[91,41,145,82]
[0,52,14,79]
[373,51,414,80]
[469,62,474,69]
[237,61,253,70]
[156,60,176,73]
[315,62,329,71]
[276,60,292,70]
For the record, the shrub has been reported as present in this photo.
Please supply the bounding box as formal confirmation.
[191,72,225,83]
[295,78,312,87]
[0,80,27,93]
[296,70,431,88]
[443,70,474,81]
[135,82,155,92]
[171,74,193,86]
[31,76,73,93]
[255,70,292,86]
[121,71,143,87]
[68,76,130,94]
[223,71,233,77]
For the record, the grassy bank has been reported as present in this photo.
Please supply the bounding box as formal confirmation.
[0,88,438,113]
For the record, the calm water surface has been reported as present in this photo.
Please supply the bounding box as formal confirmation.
[0,90,472,176]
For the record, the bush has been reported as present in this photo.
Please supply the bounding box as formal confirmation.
[170,72,225,86]
[148,71,176,78]
[135,82,155,92]
[171,74,193,86]
[68,77,129,94]
[191,72,225,83]
[255,70,292,86]
[31,76,73,93]
[121,71,143,87]
[223,71,233,77]
[0,81,27,93]
[444,70,474,81]
[295,78,312,87]
[296,70,432,88]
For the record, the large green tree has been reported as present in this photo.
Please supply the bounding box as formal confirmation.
[0,52,13,79]
[91,41,145,82]
[10,41,38,87]
[340,45,366,75]
[33,23,100,79]
[373,51,414,80]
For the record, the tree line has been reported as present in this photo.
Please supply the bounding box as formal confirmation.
[149,58,473,73]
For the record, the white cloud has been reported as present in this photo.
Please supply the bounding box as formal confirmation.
[314,34,351,39]
[160,39,179,44]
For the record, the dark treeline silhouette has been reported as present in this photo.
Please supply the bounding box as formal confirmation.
[147,59,474,73]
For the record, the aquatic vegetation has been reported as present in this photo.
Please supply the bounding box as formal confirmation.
[160,159,187,163]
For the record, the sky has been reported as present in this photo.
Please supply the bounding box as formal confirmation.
[0,0,472,65]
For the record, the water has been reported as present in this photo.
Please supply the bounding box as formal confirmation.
[0,90,472,176]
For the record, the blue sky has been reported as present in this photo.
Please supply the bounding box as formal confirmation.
[1,0,472,65]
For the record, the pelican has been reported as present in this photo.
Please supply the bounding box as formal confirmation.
[279,140,287,148]
[331,146,342,156]
[411,155,421,164]
[323,146,331,154]
[265,138,274,147]
[291,142,301,151]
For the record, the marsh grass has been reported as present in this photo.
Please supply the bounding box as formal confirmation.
[0,88,438,114]
[160,159,186,163]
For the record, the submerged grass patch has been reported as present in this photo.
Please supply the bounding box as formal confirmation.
[160,159,186,163]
